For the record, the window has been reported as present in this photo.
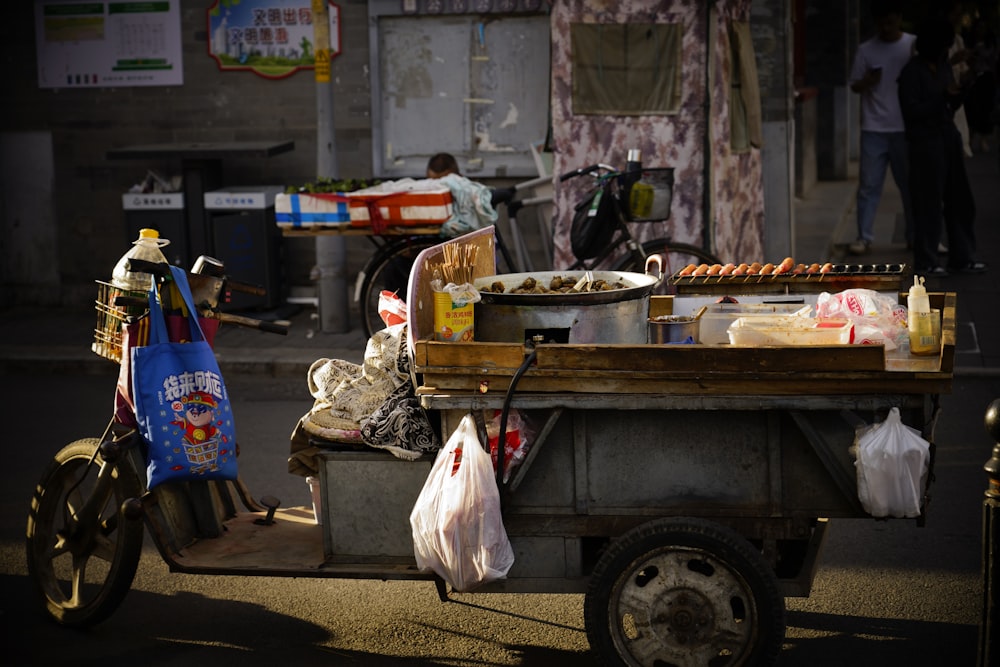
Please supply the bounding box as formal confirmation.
[571,23,682,115]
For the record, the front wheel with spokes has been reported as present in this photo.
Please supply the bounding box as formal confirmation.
[26,438,145,628]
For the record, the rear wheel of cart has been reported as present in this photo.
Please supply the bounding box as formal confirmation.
[26,439,144,628]
[584,517,785,666]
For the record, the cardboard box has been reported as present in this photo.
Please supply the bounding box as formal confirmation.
[348,188,452,231]
[274,192,350,228]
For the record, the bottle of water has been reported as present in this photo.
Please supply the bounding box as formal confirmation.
[111,228,170,292]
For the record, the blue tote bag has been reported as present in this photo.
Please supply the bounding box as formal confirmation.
[131,266,238,489]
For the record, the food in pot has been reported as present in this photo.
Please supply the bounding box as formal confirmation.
[480,275,629,295]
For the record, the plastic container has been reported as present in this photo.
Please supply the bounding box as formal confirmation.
[699,303,811,345]
[727,316,852,346]
[111,228,170,291]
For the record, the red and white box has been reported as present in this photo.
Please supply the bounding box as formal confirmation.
[347,180,452,232]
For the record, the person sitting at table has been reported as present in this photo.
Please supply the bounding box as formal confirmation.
[425,152,498,237]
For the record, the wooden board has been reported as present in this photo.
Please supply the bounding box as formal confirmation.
[413,292,957,397]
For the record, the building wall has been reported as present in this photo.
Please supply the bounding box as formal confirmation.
[1,0,375,306]
[550,0,767,267]
[1,0,796,304]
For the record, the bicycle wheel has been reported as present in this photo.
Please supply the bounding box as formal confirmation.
[612,238,721,295]
[26,438,145,628]
[356,236,441,339]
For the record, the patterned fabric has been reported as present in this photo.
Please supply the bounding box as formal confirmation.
[549,0,763,267]
[306,325,410,424]
[360,384,441,461]
[289,323,442,473]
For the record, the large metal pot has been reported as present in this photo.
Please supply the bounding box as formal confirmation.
[473,265,662,344]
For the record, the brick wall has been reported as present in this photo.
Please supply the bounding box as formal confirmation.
[2,0,375,305]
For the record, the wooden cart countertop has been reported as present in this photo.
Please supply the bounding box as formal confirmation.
[413,292,956,397]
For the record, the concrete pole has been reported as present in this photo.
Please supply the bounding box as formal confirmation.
[980,399,1000,667]
[312,0,349,333]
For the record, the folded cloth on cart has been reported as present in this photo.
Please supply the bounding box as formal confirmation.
[289,322,439,474]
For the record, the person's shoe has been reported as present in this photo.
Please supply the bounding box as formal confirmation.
[848,239,871,255]
[950,261,988,274]
[937,242,949,254]
[916,265,949,277]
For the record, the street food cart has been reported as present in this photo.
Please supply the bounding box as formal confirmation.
[26,229,954,666]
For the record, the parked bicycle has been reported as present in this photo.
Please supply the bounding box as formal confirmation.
[354,162,721,339]
[557,162,720,280]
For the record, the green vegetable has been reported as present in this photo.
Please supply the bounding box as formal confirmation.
[285,177,382,194]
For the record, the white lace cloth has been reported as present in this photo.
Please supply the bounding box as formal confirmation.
[307,325,410,425]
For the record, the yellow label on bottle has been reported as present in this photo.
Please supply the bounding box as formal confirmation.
[629,183,655,219]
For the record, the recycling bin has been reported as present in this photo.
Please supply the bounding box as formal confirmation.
[122,192,190,269]
[204,186,286,311]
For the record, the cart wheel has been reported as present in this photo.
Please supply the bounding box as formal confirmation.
[584,517,784,667]
[26,438,144,628]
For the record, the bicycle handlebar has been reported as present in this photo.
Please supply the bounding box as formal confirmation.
[126,258,265,296]
[558,163,618,182]
[114,295,289,335]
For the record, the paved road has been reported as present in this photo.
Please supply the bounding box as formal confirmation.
[1,370,996,666]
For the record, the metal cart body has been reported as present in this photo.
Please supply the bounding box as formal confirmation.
[26,246,956,664]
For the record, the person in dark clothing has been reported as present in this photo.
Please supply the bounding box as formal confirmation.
[965,18,997,152]
[898,19,987,276]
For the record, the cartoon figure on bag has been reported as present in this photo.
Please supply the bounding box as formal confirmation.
[169,390,231,473]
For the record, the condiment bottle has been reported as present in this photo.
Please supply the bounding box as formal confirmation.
[111,228,170,292]
[907,275,937,355]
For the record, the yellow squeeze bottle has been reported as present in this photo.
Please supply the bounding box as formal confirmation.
[907,275,937,355]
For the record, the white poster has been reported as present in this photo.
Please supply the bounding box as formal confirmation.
[35,0,184,88]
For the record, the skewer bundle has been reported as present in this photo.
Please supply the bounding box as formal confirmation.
[433,242,479,285]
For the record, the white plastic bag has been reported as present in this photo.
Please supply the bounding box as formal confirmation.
[854,407,930,518]
[816,289,908,350]
[409,414,515,592]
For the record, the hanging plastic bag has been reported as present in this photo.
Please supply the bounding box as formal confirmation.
[853,407,930,518]
[409,413,515,592]
[486,409,536,484]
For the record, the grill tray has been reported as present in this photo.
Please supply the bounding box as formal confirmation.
[669,263,909,295]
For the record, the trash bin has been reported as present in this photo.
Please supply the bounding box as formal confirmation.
[204,186,285,311]
[121,192,190,269]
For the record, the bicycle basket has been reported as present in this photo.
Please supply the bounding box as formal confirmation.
[92,280,146,363]
[622,167,674,222]
[570,180,618,260]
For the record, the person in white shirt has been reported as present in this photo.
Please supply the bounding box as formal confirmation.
[847,0,916,255]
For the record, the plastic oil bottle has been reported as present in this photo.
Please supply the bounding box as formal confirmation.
[111,228,171,293]
[907,275,938,355]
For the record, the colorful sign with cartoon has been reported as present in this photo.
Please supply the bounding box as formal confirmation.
[207,0,341,79]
